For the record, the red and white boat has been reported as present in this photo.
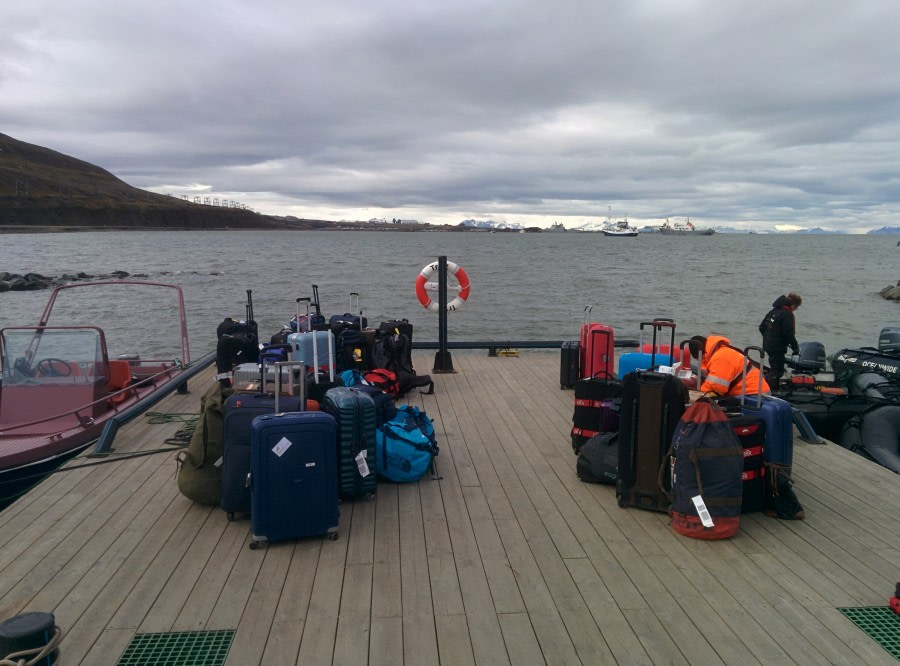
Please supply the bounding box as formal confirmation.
[0,280,212,508]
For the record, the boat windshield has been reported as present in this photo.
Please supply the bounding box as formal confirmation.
[1,327,106,385]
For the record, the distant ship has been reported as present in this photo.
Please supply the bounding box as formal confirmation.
[659,218,715,236]
[547,221,567,232]
[601,218,640,237]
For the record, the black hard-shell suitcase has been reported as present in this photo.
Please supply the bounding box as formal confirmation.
[571,376,623,453]
[560,341,580,389]
[616,370,687,512]
[249,411,339,548]
[729,412,767,512]
[221,362,304,520]
[322,386,378,500]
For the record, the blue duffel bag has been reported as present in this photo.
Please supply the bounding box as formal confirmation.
[375,405,438,482]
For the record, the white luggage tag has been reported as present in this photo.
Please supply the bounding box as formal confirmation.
[355,450,371,477]
[692,495,715,528]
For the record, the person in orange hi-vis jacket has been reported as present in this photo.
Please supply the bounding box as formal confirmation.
[688,334,771,398]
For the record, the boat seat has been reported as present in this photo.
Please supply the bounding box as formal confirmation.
[107,360,133,405]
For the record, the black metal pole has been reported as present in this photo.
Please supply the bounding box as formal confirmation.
[433,256,455,373]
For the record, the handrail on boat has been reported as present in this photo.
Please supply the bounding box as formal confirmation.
[91,350,216,455]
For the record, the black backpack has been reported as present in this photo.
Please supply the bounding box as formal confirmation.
[373,330,413,375]
[336,328,369,372]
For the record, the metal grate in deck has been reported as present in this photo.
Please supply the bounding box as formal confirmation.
[116,629,234,665]
[838,607,900,660]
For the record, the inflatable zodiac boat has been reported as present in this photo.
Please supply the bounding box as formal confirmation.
[775,328,900,472]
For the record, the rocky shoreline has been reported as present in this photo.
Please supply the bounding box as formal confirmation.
[881,282,900,301]
[0,270,221,292]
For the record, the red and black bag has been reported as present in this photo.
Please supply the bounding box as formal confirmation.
[667,399,744,539]
[364,368,400,397]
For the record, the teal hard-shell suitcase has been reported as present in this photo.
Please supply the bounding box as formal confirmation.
[322,386,378,500]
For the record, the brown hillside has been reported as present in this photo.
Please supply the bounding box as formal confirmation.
[0,133,328,231]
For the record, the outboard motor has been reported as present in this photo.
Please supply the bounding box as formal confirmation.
[879,327,900,355]
[788,341,827,373]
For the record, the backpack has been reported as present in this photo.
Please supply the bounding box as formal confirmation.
[336,328,369,372]
[364,368,400,396]
[371,336,394,371]
[576,432,618,484]
[667,400,744,539]
[376,405,439,482]
[176,383,233,506]
[372,329,413,375]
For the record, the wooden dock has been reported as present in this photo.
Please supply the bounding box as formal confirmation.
[1,351,899,665]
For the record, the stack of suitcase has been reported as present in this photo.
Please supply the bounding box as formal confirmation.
[221,360,306,521]
[716,345,795,513]
[288,297,341,402]
[571,376,623,453]
[561,306,616,389]
[617,318,677,378]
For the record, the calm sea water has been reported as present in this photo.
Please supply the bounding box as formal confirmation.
[0,230,896,365]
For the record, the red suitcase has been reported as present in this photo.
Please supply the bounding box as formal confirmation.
[580,306,615,380]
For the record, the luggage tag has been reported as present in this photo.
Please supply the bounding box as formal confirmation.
[692,495,715,528]
[355,450,371,477]
[272,437,292,458]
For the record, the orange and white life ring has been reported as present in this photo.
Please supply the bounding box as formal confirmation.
[415,261,471,312]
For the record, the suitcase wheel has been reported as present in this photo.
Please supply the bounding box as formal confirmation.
[249,540,260,550]
[227,512,235,522]
[328,531,339,541]
[365,492,376,502]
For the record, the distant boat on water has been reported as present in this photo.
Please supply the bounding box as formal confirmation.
[659,217,715,236]
[546,221,567,232]
[601,218,640,237]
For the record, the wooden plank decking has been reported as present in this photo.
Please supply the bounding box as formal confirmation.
[1,351,899,665]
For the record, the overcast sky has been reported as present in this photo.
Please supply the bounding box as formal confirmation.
[3,1,900,232]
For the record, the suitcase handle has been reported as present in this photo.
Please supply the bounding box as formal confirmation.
[273,360,307,412]
[638,319,676,367]
[583,305,593,326]
[740,345,765,408]
[311,284,322,316]
[676,339,696,386]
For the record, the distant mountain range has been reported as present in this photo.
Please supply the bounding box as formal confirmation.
[3,133,898,234]
[464,219,900,234]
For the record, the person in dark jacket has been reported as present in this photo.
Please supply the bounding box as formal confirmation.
[759,292,802,387]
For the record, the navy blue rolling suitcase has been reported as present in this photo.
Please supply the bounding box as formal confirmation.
[249,411,339,548]
[735,346,794,468]
[322,386,378,500]
[221,362,304,520]
[744,395,793,467]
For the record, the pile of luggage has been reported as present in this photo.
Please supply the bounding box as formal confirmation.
[178,287,439,548]
[565,313,804,541]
